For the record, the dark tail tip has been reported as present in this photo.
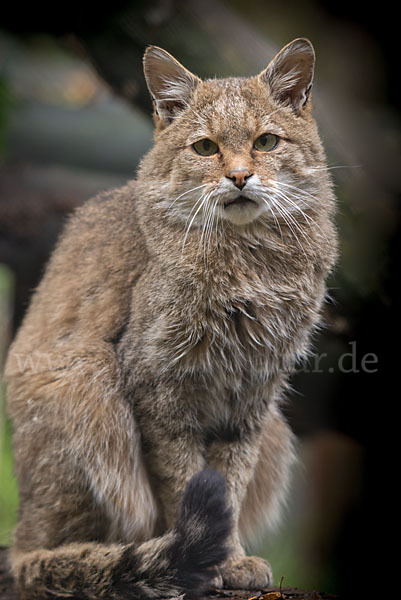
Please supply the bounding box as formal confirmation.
[171,469,232,596]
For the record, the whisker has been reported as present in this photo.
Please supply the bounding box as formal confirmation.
[273,185,330,244]
[206,196,220,257]
[307,164,361,172]
[168,183,208,211]
[273,187,314,224]
[277,201,314,249]
[201,192,218,267]
[182,191,209,251]
[260,196,285,243]
[269,197,312,258]
[275,180,319,205]
[199,191,213,264]
[211,196,224,256]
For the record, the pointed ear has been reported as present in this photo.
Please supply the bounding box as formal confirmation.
[143,46,201,126]
[259,38,315,114]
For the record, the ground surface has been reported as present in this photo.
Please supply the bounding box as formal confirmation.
[0,547,337,600]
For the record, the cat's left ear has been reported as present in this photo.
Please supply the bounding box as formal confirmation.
[259,38,315,114]
[143,46,201,127]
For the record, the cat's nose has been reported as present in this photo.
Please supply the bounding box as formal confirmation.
[226,169,253,190]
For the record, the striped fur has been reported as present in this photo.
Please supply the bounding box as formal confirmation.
[5,39,337,597]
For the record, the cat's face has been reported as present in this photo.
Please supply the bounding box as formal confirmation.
[141,40,327,233]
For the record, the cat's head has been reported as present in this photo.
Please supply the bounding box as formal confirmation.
[141,40,326,231]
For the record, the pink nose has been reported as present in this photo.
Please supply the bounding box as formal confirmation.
[226,169,253,190]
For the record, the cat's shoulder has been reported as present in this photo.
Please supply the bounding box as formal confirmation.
[44,178,147,286]
[52,179,144,257]
[10,179,147,352]
[68,179,138,233]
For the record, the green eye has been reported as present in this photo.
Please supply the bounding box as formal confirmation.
[192,138,219,156]
[253,133,279,152]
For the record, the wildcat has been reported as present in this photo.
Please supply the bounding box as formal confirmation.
[5,38,337,599]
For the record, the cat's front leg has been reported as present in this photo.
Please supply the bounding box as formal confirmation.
[134,384,207,529]
[206,427,273,589]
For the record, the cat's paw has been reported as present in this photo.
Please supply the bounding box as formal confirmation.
[209,570,224,589]
[219,555,273,590]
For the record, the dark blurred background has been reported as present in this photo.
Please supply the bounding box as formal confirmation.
[1,1,399,596]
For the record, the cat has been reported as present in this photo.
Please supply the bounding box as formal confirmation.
[5,38,337,599]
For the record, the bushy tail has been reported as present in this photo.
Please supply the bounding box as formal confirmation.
[114,469,232,598]
[168,468,232,594]
[12,469,231,599]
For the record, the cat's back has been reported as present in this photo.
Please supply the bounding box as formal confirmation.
[5,180,147,369]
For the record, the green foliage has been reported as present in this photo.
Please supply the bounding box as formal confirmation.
[0,391,18,546]
[0,266,18,545]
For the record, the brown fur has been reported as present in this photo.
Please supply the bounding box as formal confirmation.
[5,39,337,598]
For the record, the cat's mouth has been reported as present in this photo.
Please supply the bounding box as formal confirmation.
[224,195,257,208]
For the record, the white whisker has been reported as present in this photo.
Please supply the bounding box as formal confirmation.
[269,196,312,258]
[206,196,220,256]
[168,183,208,211]
[307,164,361,172]
[275,180,319,205]
[200,192,218,267]
[273,183,330,244]
[273,187,314,225]
[182,191,209,251]
[177,183,208,201]
[260,196,285,243]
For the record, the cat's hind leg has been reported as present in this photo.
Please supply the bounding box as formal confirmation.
[239,404,297,546]
[10,470,231,599]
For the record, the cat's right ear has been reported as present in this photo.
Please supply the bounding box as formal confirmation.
[143,46,201,128]
[259,38,315,114]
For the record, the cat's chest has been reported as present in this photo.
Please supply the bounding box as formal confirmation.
[123,243,317,389]
[142,268,306,383]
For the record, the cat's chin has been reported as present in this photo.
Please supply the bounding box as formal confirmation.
[220,198,264,226]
